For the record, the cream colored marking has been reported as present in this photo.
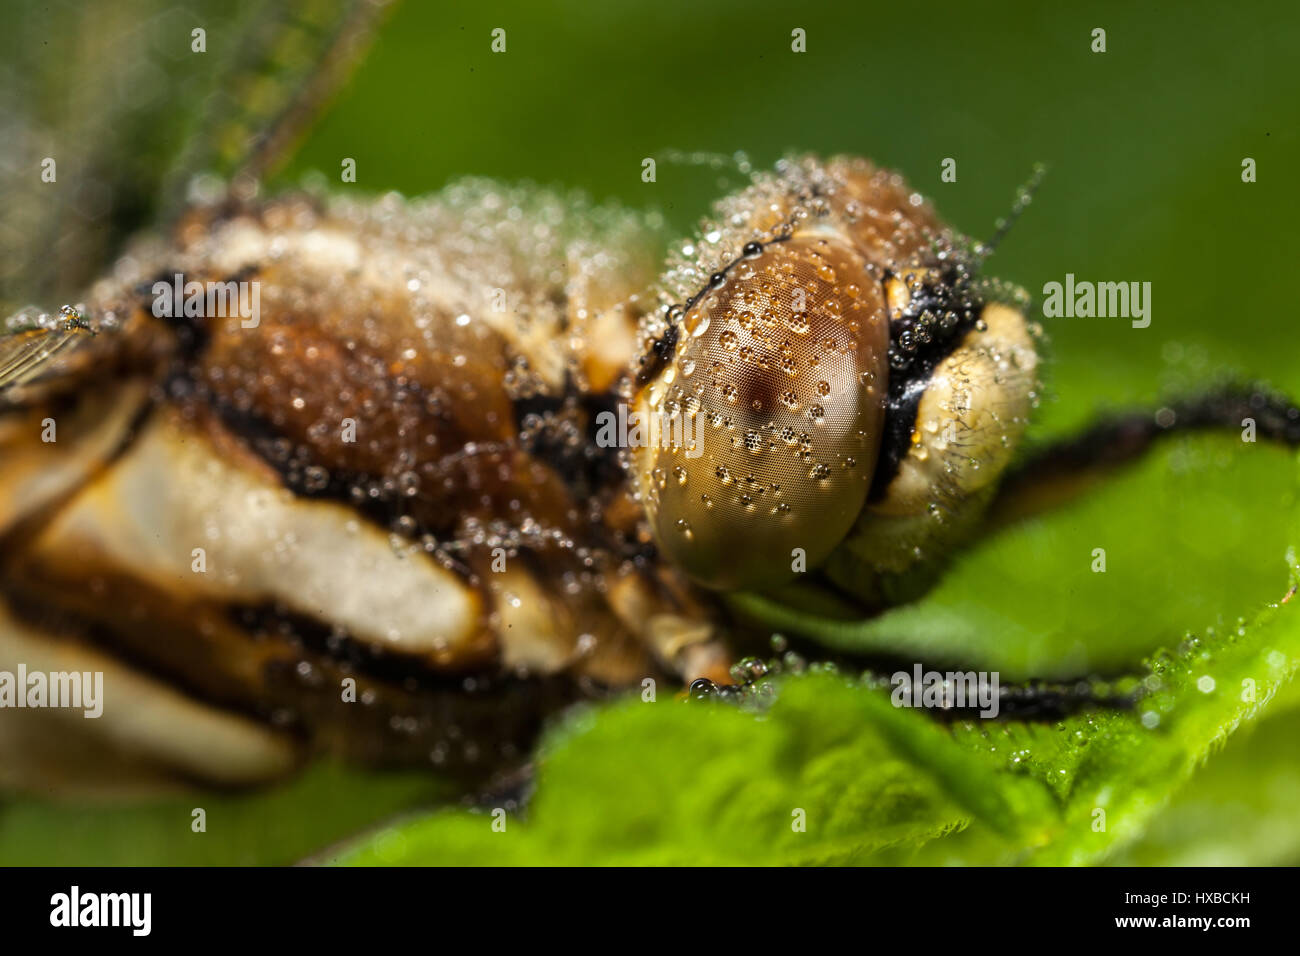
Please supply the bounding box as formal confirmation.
[605,573,716,675]
[205,214,570,389]
[489,567,574,673]
[0,601,296,794]
[0,380,149,536]
[208,220,363,276]
[31,412,481,660]
[869,302,1038,518]
[581,305,639,393]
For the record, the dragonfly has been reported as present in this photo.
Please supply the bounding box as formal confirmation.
[1,0,1297,800]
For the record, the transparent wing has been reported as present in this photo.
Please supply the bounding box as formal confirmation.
[0,0,393,391]
[0,307,95,391]
[158,0,397,218]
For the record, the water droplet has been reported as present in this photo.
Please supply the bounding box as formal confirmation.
[689,678,717,700]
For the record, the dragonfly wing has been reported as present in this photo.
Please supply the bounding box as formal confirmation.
[0,0,395,313]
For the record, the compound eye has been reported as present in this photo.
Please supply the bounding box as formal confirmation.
[636,236,890,590]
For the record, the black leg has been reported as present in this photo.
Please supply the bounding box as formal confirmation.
[988,383,1300,527]
[690,665,1136,720]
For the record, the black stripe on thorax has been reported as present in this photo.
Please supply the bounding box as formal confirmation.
[869,266,982,501]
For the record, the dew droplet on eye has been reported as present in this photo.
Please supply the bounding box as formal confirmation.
[719,329,739,350]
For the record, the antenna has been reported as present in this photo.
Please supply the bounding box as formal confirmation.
[977,163,1048,260]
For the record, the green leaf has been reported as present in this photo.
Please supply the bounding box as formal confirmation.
[1108,680,1300,866]
[336,595,1300,866]
[0,763,448,866]
[334,437,1300,866]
